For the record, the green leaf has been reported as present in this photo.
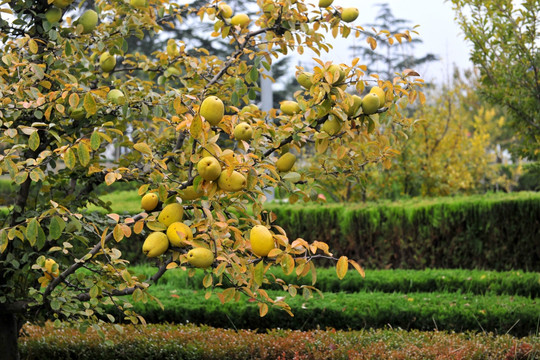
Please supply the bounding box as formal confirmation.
[49,216,66,240]
[90,131,102,150]
[64,148,76,169]
[26,218,39,246]
[28,131,40,151]
[83,93,97,116]
[0,230,8,254]
[253,260,264,287]
[77,142,91,167]
[282,172,301,183]
[14,171,28,185]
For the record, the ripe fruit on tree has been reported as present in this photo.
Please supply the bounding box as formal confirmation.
[200,96,224,126]
[218,3,233,18]
[45,7,62,23]
[197,156,222,181]
[44,258,59,280]
[217,170,246,192]
[280,100,300,115]
[107,89,126,105]
[230,13,250,27]
[142,232,169,257]
[318,0,334,7]
[158,203,184,227]
[341,7,359,23]
[322,116,342,135]
[186,247,214,268]
[250,225,275,257]
[233,122,253,141]
[179,185,204,200]
[78,9,98,34]
[141,193,159,211]
[130,0,147,8]
[99,52,116,73]
[276,152,296,172]
[361,93,380,115]
[370,86,386,108]
[166,222,192,247]
[327,64,346,84]
[52,0,73,9]
[296,72,313,89]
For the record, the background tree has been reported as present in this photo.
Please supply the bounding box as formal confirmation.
[450,0,540,160]
[0,0,423,358]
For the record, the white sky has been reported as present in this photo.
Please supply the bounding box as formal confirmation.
[296,0,474,85]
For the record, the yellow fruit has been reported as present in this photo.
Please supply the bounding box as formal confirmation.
[45,7,62,23]
[370,86,386,108]
[218,3,233,18]
[319,0,333,7]
[130,0,147,8]
[346,95,363,117]
[341,7,359,23]
[99,52,116,73]
[276,152,296,172]
[361,93,380,115]
[217,170,246,192]
[230,13,250,27]
[158,203,184,227]
[197,156,222,181]
[141,193,159,211]
[179,186,204,201]
[233,122,253,141]
[186,247,214,268]
[240,104,259,113]
[166,222,192,247]
[297,72,313,89]
[107,89,126,105]
[280,100,301,115]
[322,116,342,136]
[142,232,169,258]
[78,9,98,34]
[250,225,275,257]
[44,258,59,280]
[328,64,346,84]
[200,96,224,126]
[52,0,73,8]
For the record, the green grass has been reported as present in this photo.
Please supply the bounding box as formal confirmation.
[86,190,143,214]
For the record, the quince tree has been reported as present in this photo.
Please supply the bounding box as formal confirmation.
[0,0,424,358]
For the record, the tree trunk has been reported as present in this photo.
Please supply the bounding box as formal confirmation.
[0,310,20,360]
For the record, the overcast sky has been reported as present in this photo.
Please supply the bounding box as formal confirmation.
[296,0,474,85]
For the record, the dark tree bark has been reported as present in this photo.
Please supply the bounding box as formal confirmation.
[0,308,20,360]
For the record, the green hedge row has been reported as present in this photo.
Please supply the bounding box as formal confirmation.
[133,266,540,297]
[111,288,539,337]
[21,322,540,360]
[265,192,540,271]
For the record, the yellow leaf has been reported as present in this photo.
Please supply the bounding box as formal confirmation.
[28,39,38,54]
[105,172,116,186]
[190,114,203,138]
[83,92,97,116]
[133,220,144,234]
[348,259,365,278]
[166,262,178,270]
[69,93,80,108]
[336,255,348,280]
[134,142,152,156]
[113,224,124,242]
[259,302,268,317]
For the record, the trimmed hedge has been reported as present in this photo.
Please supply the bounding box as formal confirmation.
[132,266,540,297]
[110,288,540,337]
[266,192,540,271]
[20,322,540,360]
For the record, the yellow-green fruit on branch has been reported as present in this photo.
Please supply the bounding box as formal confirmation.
[44,258,59,280]
[346,95,363,117]
[78,9,98,34]
[276,152,296,172]
[318,0,334,7]
[322,116,342,136]
[141,193,159,211]
[45,7,63,23]
[99,51,116,73]
[179,186,204,201]
[341,7,359,23]
[200,96,224,126]
[142,232,169,258]
[107,89,126,105]
[218,3,233,18]
[230,13,250,27]
[197,156,222,181]
[53,0,73,8]
[296,72,313,89]
[361,93,380,115]
[217,170,246,192]
[233,122,253,141]
[250,225,275,257]
[167,222,193,247]
[327,64,346,84]
[187,247,214,268]
[280,100,301,115]
[158,203,184,227]
[370,86,386,108]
